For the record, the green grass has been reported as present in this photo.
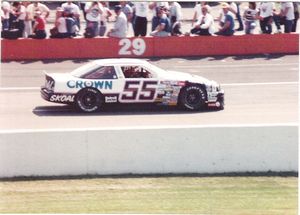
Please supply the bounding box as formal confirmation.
[0,176,297,214]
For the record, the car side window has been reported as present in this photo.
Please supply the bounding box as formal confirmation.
[81,66,117,79]
[121,66,153,79]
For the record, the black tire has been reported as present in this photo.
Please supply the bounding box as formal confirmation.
[75,88,103,112]
[179,85,207,111]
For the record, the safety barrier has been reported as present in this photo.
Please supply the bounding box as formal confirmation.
[1,33,299,61]
[0,125,297,178]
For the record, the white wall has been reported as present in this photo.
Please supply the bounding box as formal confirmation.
[0,125,297,178]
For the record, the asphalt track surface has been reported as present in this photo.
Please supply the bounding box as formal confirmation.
[0,55,298,130]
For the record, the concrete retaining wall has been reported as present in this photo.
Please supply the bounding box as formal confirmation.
[1,34,299,61]
[0,125,297,178]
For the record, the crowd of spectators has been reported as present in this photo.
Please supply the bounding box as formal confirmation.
[1,1,299,39]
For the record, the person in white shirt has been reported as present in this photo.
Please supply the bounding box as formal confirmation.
[26,2,50,21]
[61,1,80,30]
[133,2,148,36]
[257,2,274,34]
[51,7,68,38]
[84,1,103,37]
[99,2,112,37]
[107,5,127,38]
[273,2,295,33]
[192,2,205,27]
[120,1,133,37]
[190,5,214,36]
[149,1,169,31]
[1,1,11,30]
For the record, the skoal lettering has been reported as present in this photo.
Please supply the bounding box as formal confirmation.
[50,95,75,102]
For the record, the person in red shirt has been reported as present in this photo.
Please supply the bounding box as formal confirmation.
[29,10,46,39]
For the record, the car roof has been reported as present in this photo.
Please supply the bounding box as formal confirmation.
[93,58,149,66]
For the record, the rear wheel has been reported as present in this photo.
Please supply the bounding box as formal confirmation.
[179,85,207,111]
[75,88,103,112]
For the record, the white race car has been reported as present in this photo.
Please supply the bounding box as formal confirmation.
[41,59,224,112]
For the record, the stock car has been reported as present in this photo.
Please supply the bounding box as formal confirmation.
[41,59,224,112]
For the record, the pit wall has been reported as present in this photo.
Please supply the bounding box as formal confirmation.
[0,125,297,178]
[1,34,299,61]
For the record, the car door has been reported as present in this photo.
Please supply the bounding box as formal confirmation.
[117,65,159,103]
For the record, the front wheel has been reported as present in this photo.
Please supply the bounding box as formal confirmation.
[179,85,207,111]
[75,88,103,112]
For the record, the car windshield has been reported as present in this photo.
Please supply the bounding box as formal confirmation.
[71,62,99,78]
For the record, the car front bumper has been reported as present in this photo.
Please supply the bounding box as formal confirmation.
[207,90,224,109]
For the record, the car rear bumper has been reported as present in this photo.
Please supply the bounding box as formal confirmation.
[41,87,75,104]
[41,87,52,101]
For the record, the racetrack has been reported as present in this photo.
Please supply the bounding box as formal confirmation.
[0,55,298,130]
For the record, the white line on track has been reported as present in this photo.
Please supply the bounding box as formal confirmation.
[222,81,299,86]
[174,63,298,69]
[0,81,298,91]
[0,123,298,134]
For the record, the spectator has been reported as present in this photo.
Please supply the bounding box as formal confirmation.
[1,1,11,31]
[23,1,32,38]
[192,1,206,27]
[120,1,134,36]
[107,5,127,38]
[99,2,112,37]
[169,1,182,35]
[215,3,235,36]
[132,1,148,37]
[190,5,214,36]
[235,2,244,31]
[292,2,299,32]
[26,1,49,37]
[51,7,68,38]
[12,2,26,37]
[218,2,237,25]
[273,2,295,33]
[150,7,171,37]
[61,1,80,30]
[149,2,169,31]
[84,1,103,37]
[79,1,86,20]
[29,11,46,39]
[257,2,274,34]
[26,1,50,21]
[243,2,258,34]
[65,12,78,37]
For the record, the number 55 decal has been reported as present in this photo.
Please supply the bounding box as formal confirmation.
[121,80,158,101]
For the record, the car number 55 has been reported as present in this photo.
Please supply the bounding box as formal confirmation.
[120,80,158,102]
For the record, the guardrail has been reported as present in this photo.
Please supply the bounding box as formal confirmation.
[1,33,299,61]
[0,125,297,178]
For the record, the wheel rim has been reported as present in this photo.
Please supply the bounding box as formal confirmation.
[186,90,201,106]
[81,92,97,109]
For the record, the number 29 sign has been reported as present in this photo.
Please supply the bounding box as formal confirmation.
[118,38,146,56]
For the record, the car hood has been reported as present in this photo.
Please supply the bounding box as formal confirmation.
[162,70,211,84]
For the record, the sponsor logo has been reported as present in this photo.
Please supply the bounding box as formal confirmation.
[105,96,118,103]
[50,94,75,102]
[45,80,54,90]
[67,80,113,90]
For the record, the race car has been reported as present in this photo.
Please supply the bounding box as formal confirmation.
[41,58,224,112]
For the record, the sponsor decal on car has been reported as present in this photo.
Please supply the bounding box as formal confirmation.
[50,94,75,102]
[105,96,118,103]
[67,80,113,90]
